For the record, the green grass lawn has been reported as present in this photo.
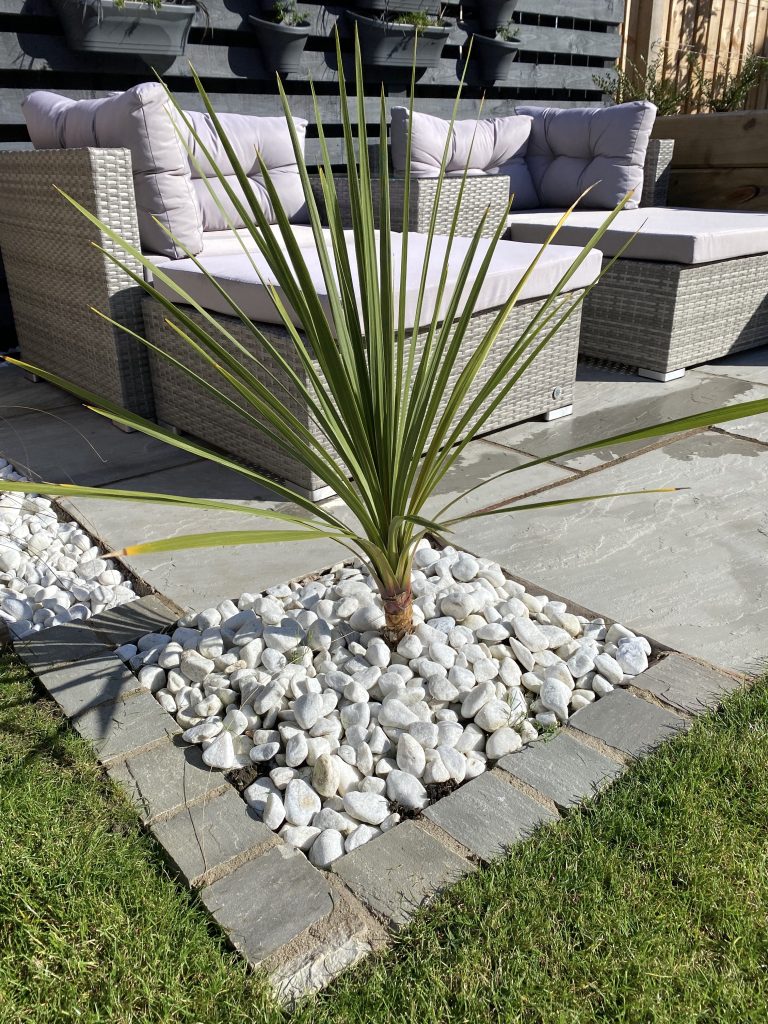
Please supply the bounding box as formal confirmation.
[1,650,767,1024]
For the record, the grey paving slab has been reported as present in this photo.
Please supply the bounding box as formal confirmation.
[0,363,79,419]
[61,436,568,612]
[498,732,623,810]
[450,430,768,673]
[60,462,341,610]
[715,416,768,445]
[701,344,768,388]
[421,439,574,520]
[489,363,768,471]
[107,738,229,823]
[150,786,275,887]
[332,820,473,929]
[86,594,180,646]
[32,650,142,718]
[200,844,334,964]
[0,402,194,486]
[568,689,689,758]
[72,689,181,763]
[14,622,111,672]
[630,653,745,715]
[424,771,559,861]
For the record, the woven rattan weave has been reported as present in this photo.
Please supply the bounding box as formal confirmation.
[0,147,154,417]
[142,293,582,499]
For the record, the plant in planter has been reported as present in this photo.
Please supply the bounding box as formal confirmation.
[4,33,768,645]
[469,18,520,85]
[347,7,451,69]
[249,0,311,77]
[51,0,203,57]
[475,0,519,36]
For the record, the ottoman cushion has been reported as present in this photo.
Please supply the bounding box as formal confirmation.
[507,207,768,264]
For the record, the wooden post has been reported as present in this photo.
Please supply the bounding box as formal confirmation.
[623,0,668,72]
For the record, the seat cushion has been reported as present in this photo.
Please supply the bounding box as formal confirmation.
[516,102,656,211]
[152,230,602,331]
[22,85,307,260]
[507,207,768,264]
[390,108,539,209]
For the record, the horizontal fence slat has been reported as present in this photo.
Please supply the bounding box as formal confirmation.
[0,30,611,93]
[653,111,768,170]
[0,0,626,26]
[668,166,768,211]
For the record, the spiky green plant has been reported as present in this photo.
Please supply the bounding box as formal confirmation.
[4,32,768,643]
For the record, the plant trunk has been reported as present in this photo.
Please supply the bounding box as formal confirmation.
[381,587,413,646]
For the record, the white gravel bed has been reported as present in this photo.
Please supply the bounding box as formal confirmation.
[0,459,136,639]
[118,540,653,869]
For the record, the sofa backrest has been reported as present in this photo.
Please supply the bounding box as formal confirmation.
[516,102,657,210]
[389,101,657,212]
[22,84,308,259]
[390,107,540,209]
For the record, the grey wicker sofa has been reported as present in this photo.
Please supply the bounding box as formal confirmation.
[392,104,768,381]
[0,85,599,499]
[501,135,768,381]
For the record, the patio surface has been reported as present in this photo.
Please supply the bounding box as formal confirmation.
[1,348,766,674]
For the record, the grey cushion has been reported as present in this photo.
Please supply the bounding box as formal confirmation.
[22,85,307,259]
[153,230,602,329]
[390,107,539,209]
[516,102,656,211]
[506,207,768,264]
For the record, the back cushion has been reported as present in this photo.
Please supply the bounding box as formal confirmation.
[22,84,307,259]
[390,107,539,210]
[186,112,307,233]
[516,101,657,210]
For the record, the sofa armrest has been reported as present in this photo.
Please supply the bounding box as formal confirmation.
[641,139,674,207]
[313,175,511,238]
[0,147,154,416]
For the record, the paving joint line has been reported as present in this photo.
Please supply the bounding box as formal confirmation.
[470,427,708,516]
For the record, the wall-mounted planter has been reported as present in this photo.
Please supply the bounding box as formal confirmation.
[356,0,442,15]
[347,11,450,69]
[470,33,519,84]
[52,0,196,56]
[474,0,520,36]
[249,15,310,75]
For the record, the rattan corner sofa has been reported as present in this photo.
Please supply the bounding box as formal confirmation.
[393,103,768,382]
[0,84,598,500]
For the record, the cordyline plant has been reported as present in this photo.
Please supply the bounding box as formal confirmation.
[4,32,768,644]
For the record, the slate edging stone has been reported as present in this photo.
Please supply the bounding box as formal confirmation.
[568,688,690,758]
[498,731,624,810]
[150,786,277,887]
[629,652,745,714]
[424,770,560,861]
[107,737,230,823]
[72,689,182,763]
[332,819,474,929]
[200,844,336,964]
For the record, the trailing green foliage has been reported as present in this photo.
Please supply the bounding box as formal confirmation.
[595,43,768,114]
[3,29,768,639]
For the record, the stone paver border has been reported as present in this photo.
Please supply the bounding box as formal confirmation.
[9,581,747,1002]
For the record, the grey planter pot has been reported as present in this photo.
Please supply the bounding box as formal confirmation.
[475,0,520,36]
[52,0,196,56]
[471,33,519,84]
[347,11,450,69]
[249,15,310,75]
